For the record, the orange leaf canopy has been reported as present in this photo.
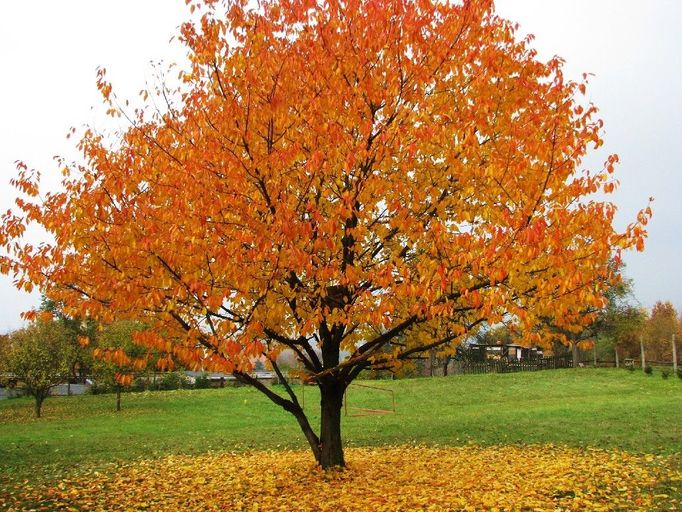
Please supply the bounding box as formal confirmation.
[1,0,647,375]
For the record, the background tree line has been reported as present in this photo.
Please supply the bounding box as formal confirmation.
[0,299,188,416]
[2,284,679,418]
[470,277,680,366]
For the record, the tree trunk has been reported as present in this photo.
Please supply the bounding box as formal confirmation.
[672,334,677,374]
[640,335,646,370]
[318,382,345,469]
[34,395,44,418]
[572,341,579,368]
[291,406,322,464]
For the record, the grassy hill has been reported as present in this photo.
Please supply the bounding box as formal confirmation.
[1,368,680,485]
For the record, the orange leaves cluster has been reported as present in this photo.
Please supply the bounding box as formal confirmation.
[4,446,679,511]
[0,0,650,377]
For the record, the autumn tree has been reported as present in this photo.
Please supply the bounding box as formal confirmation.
[91,320,151,411]
[645,301,679,362]
[1,321,72,417]
[475,324,516,347]
[534,262,639,367]
[592,276,646,363]
[0,334,11,387]
[0,0,649,467]
[40,297,96,389]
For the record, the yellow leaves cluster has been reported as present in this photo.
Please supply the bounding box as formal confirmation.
[5,446,679,511]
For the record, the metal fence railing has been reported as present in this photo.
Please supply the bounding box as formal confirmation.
[452,355,573,375]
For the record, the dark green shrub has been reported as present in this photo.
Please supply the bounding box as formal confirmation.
[661,370,670,379]
[194,373,211,389]
[88,382,112,395]
[159,372,188,390]
[131,378,148,392]
[627,365,636,372]
[678,368,682,380]
[643,365,653,375]
[87,383,101,395]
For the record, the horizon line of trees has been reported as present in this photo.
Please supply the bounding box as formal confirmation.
[468,298,680,367]
[2,287,680,419]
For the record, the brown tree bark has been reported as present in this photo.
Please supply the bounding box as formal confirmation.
[32,388,49,418]
[318,381,345,469]
[34,396,43,418]
[232,370,323,465]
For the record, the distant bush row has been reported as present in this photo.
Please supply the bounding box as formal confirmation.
[629,365,682,379]
[89,372,213,394]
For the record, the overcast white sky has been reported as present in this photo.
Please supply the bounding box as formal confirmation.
[1,1,681,333]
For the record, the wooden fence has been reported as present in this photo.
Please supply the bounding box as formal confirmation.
[451,355,573,375]
[574,359,675,369]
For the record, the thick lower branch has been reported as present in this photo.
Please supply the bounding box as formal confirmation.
[233,371,321,462]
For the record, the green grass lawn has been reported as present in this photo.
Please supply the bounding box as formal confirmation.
[1,368,680,487]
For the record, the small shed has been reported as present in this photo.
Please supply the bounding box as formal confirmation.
[467,343,543,362]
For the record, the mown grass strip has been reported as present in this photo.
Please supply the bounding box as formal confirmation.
[0,369,680,486]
